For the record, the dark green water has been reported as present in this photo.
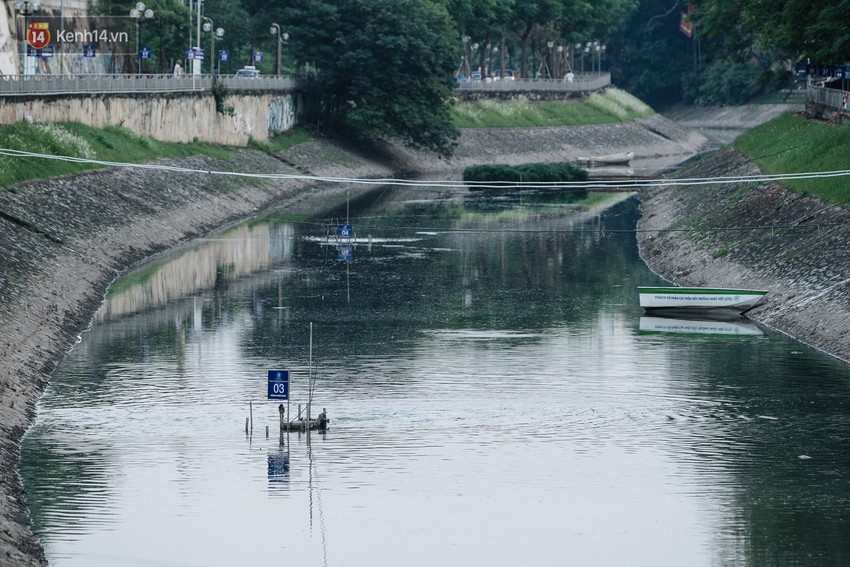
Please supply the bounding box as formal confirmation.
[20,187,850,566]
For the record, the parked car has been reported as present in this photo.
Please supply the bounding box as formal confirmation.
[235,66,261,78]
[493,70,516,81]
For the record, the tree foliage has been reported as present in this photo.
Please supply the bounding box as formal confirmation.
[606,0,695,107]
[283,0,460,157]
[463,162,588,183]
[691,0,850,66]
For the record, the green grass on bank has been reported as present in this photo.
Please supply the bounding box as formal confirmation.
[0,121,237,188]
[733,112,850,205]
[247,129,312,154]
[451,87,654,128]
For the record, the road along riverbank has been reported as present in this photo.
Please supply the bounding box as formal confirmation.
[0,109,798,565]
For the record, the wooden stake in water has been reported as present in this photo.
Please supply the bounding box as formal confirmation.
[307,322,313,425]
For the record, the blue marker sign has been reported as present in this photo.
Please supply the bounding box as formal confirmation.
[338,246,353,263]
[267,370,289,400]
[218,49,229,62]
[253,51,263,62]
[139,46,151,59]
[83,44,96,58]
[337,224,353,238]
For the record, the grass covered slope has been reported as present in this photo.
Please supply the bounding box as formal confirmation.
[0,122,237,188]
[0,122,313,189]
[733,112,850,205]
[451,87,654,128]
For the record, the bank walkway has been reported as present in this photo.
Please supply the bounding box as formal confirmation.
[0,72,610,97]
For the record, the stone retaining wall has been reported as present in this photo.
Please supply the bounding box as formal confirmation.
[0,91,301,145]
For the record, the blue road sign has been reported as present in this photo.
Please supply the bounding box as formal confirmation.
[218,49,229,62]
[83,44,96,58]
[337,224,353,238]
[267,370,289,400]
[185,48,194,60]
[139,46,151,59]
[338,246,353,263]
[253,51,263,62]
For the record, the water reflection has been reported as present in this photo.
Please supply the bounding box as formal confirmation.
[639,315,764,336]
[20,187,850,566]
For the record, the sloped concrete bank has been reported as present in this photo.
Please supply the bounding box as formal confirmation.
[637,147,850,363]
[0,144,395,566]
[386,114,708,176]
[0,112,738,565]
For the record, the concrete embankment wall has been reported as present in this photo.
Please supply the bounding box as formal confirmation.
[637,147,850,363]
[385,113,709,176]
[0,91,300,145]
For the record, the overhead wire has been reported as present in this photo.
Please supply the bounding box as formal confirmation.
[3,146,850,191]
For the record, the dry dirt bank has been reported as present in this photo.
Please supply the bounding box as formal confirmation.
[637,148,850,363]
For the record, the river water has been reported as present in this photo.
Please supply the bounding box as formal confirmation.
[20,186,850,566]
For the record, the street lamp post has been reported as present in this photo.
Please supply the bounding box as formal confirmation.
[556,45,564,79]
[270,23,289,76]
[461,35,470,78]
[577,44,584,74]
[192,0,203,76]
[130,2,153,74]
[591,41,599,74]
[14,0,40,75]
[203,17,224,76]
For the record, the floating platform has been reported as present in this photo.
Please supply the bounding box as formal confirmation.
[281,419,329,432]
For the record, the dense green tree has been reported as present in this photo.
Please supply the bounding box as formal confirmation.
[443,0,514,77]
[606,0,696,107]
[94,0,189,73]
[283,0,460,157]
[691,0,850,66]
[200,0,254,74]
[509,0,563,77]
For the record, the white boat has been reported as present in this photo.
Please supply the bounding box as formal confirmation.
[576,151,634,167]
[638,286,768,314]
[639,316,763,336]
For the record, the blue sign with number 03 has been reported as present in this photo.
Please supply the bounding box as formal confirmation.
[267,370,289,400]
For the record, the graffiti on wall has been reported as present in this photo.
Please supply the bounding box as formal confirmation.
[268,95,297,133]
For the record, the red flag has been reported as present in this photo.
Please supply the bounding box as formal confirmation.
[680,5,694,38]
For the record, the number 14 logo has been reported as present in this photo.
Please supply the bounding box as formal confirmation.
[27,22,51,50]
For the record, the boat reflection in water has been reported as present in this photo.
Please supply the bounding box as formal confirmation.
[639,315,764,336]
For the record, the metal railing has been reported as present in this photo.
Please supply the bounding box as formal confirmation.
[0,73,305,96]
[0,71,609,97]
[807,83,848,112]
[456,73,611,92]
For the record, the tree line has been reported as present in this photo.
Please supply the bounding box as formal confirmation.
[92,0,850,157]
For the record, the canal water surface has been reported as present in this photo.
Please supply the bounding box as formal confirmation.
[20,186,850,566]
